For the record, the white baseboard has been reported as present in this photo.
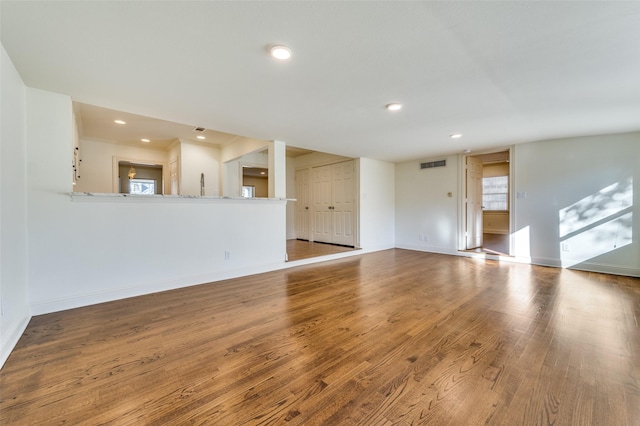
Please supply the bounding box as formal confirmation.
[395,243,459,256]
[30,261,285,316]
[0,309,31,370]
[531,257,639,277]
[396,246,639,277]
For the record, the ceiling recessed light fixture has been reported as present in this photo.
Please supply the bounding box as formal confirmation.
[197,135,206,140]
[386,103,402,111]
[141,138,150,143]
[450,133,463,139]
[270,45,292,60]
[114,119,126,125]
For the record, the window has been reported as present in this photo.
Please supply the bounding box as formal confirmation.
[130,179,156,195]
[483,176,508,211]
[242,185,255,198]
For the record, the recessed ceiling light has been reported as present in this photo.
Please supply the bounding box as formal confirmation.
[114,120,126,125]
[386,103,402,111]
[450,133,463,139]
[197,135,206,140]
[270,45,292,60]
[260,171,266,175]
[141,138,150,143]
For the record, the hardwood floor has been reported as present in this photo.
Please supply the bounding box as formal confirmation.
[287,239,358,262]
[1,249,639,425]
[482,233,509,255]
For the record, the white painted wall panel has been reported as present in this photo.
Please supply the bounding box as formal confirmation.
[0,44,31,368]
[395,156,459,254]
[25,88,287,315]
[179,140,220,196]
[359,158,395,251]
[513,132,639,275]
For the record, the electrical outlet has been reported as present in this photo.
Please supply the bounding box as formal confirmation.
[561,243,569,252]
[224,250,231,260]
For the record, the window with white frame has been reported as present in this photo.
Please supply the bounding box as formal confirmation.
[130,179,156,195]
[482,176,508,211]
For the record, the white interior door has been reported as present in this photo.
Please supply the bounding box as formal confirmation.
[466,156,483,249]
[331,162,355,246]
[295,169,311,240]
[312,165,332,243]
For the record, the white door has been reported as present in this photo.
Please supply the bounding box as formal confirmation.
[331,162,355,246]
[295,169,311,240]
[466,156,483,249]
[312,165,333,243]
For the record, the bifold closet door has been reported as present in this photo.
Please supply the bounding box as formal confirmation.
[311,161,355,246]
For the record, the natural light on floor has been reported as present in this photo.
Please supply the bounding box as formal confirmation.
[558,177,633,268]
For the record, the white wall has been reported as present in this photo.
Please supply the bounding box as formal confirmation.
[295,151,352,169]
[220,137,270,163]
[358,158,396,251]
[395,155,460,254]
[513,132,639,276]
[179,140,220,196]
[224,149,269,197]
[74,138,169,193]
[26,88,288,315]
[394,135,639,276]
[1,45,30,368]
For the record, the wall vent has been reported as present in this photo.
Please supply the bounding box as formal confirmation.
[193,126,206,132]
[420,160,446,169]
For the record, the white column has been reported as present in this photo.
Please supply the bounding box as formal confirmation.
[268,140,286,198]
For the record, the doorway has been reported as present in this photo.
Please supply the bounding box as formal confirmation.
[462,149,512,255]
[242,166,268,198]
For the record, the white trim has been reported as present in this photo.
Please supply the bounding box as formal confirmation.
[0,309,31,370]
[398,246,639,277]
[459,146,515,255]
[396,243,459,256]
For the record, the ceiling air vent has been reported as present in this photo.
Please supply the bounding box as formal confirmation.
[420,160,446,169]
[193,126,206,132]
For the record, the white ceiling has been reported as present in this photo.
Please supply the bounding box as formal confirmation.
[2,1,639,163]
[73,102,242,149]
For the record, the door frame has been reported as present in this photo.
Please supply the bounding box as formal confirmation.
[457,146,515,254]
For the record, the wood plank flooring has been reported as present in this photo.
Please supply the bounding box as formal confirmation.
[1,249,639,425]
[482,233,509,255]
